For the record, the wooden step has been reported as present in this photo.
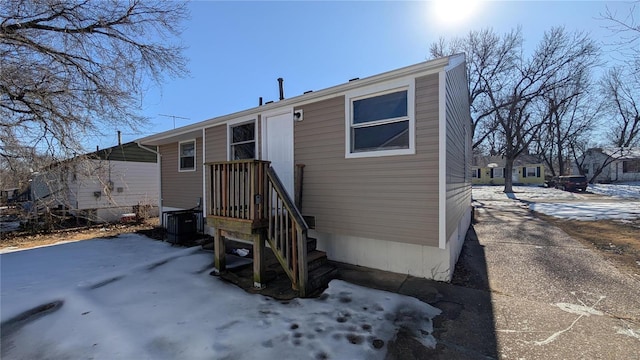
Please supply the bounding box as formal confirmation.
[306,237,317,253]
[307,250,328,272]
[307,263,338,295]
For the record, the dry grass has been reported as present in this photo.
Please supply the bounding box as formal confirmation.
[0,218,159,251]
[536,213,640,277]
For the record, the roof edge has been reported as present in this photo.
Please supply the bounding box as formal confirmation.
[137,55,455,145]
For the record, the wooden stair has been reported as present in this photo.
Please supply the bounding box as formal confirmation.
[305,238,338,295]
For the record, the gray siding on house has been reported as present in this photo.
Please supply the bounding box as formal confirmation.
[445,63,472,240]
[160,137,203,209]
[295,73,441,247]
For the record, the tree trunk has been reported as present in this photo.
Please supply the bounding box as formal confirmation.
[504,159,514,193]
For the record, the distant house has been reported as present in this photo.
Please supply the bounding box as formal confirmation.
[472,164,545,186]
[31,142,159,223]
[574,147,640,183]
[137,55,472,295]
[472,155,545,185]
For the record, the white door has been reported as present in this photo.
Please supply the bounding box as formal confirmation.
[512,168,519,183]
[263,111,294,198]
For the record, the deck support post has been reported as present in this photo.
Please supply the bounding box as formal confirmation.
[253,231,266,289]
[214,227,226,274]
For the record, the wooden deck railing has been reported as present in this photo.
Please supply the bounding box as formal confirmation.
[207,159,310,296]
[208,160,269,224]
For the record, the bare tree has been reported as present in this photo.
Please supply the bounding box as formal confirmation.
[430,28,522,150]
[599,2,640,147]
[600,67,640,147]
[484,28,599,192]
[0,0,188,167]
[534,70,602,177]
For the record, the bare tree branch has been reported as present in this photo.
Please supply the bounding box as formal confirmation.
[0,0,188,169]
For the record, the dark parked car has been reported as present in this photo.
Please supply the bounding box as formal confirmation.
[555,175,588,192]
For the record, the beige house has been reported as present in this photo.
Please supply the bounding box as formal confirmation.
[137,55,472,295]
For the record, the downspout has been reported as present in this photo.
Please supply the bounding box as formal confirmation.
[136,142,163,226]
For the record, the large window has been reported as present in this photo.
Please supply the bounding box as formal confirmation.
[179,140,195,171]
[491,168,504,178]
[623,159,640,173]
[230,121,255,160]
[345,81,415,158]
[523,166,540,178]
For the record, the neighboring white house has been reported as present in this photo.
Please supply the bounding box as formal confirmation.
[31,142,159,223]
[574,147,640,183]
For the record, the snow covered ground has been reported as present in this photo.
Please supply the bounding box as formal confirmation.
[0,235,440,359]
[473,183,640,221]
[529,202,640,221]
[589,181,640,199]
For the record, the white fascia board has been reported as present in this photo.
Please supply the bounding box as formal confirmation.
[444,53,466,71]
[201,127,207,217]
[137,57,453,146]
[438,69,447,250]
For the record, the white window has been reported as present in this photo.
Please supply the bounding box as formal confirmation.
[493,168,504,178]
[472,168,479,178]
[229,121,256,160]
[345,80,415,158]
[179,140,195,172]
[526,167,537,177]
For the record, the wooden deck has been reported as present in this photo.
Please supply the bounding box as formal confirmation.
[206,160,313,296]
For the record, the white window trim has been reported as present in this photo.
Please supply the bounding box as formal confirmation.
[526,167,537,177]
[178,139,196,172]
[344,77,416,159]
[494,168,504,178]
[227,116,257,161]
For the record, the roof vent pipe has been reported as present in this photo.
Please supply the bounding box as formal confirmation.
[277,77,284,100]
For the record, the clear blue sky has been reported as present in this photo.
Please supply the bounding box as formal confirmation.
[97,0,630,150]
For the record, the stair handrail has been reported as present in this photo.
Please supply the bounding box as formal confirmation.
[266,167,309,230]
[265,166,309,296]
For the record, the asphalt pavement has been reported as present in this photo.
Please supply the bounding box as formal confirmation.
[336,197,640,359]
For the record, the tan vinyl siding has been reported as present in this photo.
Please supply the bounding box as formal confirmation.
[205,125,227,162]
[160,137,203,209]
[445,63,472,240]
[204,125,226,214]
[295,73,440,247]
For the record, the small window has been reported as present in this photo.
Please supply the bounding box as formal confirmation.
[230,122,255,160]
[345,81,415,159]
[179,140,195,171]
[472,169,479,178]
[525,167,537,177]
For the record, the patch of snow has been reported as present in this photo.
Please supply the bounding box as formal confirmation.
[0,235,441,359]
[529,202,640,221]
[588,182,640,199]
[473,185,586,201]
